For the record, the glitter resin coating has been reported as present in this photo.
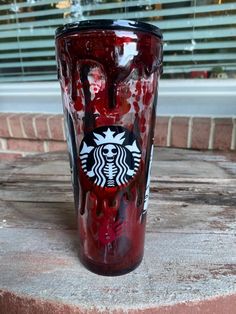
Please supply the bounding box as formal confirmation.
[56,19,163,275]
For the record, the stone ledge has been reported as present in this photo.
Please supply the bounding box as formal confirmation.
[1,290,236,314]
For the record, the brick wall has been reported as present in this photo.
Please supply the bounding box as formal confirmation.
[0,113,235,160]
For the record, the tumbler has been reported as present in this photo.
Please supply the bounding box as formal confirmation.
[55,20,163,276]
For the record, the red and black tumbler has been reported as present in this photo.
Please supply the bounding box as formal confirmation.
[55,20,163,276]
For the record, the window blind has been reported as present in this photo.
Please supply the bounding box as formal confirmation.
[0,0,236,82]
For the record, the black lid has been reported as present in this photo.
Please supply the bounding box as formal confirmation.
[55,19,162,40]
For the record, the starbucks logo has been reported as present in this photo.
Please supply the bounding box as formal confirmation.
[79,126,141,188]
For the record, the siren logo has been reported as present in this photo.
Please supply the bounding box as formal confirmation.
[79,126,141,188]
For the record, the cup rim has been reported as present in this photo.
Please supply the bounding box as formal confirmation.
[55,19,162,39]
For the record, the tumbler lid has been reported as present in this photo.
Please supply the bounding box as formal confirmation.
[55,19,162,40]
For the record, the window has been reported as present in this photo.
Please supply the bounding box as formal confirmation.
[1,0,236,82]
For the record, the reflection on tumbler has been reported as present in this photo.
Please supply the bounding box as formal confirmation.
[56,20,163,276]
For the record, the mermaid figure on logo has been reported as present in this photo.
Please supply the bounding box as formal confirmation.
[80,127,141,188]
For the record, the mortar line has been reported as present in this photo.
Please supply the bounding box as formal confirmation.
[46,116,52,140]
[208,117,215,149]
[0,138,7,150]
[167,116,173,147]
[230,117,236,150]
[43,140,49,152]
[187,116,193,149]
[6,115,14,137]
[32,115,38,138]
[20,115,27,138]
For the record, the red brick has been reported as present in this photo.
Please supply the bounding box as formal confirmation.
[48,115,64,140]
[8,114,24,138]
[154,117,169,146]
[47,141,67,152]
[191,118,211,150]
[171,117,189,148]
[213,118,233,151]
[0,113,11,138]
[35,115,49,140]
[0,152,23,160]
[7,139,44,152]
[22,114,36,139]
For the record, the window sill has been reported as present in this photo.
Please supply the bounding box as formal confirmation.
[0,79,235,117]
